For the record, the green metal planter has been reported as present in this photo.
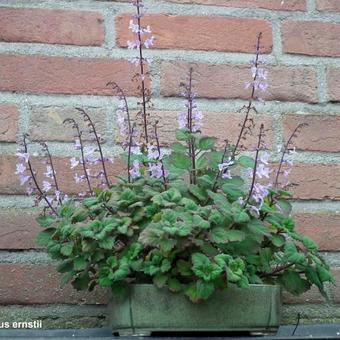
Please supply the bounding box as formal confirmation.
[108,284,282,336]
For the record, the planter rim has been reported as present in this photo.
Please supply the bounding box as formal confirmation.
[127,283,282,289]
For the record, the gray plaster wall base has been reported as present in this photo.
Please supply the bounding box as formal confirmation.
[108,284,281,336]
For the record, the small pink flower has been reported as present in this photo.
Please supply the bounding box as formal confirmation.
[74,139,81,150]
[259,152,270,165]
[70,157,79,169]
[256,163,271,179]
[26,186,34,195]
[44,165,55,178]
[148,162,164,179]
[42,180,52,193]
[128,19,140,33]
[129,160,141,179]
[19,174,31,186]
[127,40,140,49]
[15,163,26,175]
[144,36,154,48]
[74,173,83,184]
[16,152,29,163]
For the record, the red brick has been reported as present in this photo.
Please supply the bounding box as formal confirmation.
[329,268,340,303]
[0,8,104,46]
[294,213,340,251]
[0,54,143,96]
[317,0,340,11]
[116,13,272,53]
[0,103,18,142]
[0,263,108,305]
[283,114,340,152]
[28,106,107,142]
[0,155,126,195]
[167,0,306,10]
[327,68,340,102]
[286,163,340,200]
[161,61,318,103]
[0,210,41,250]
[283,287,324,304]
[283,21,340,57]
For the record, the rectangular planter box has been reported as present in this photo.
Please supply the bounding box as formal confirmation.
[108,284,281,336]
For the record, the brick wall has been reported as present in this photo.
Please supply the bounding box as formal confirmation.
[0,0,340,328]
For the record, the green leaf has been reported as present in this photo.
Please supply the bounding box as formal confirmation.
[60,242,74,256]
[176,128,190,141]
[185,281,214,302]
[159,238,176,252]
[284,243,305,264]
[276,199,292,215]
[193,215,210,229]
[153,274,168,288]
[189,185,207,202]
[171,142,187,153]
[72,273,90,290]
[71,209,89,223]
[74,257,88,271]
[83,197,99,208]
[233,210,250,224]
[170,152,191,170]
[61,271,76,287]
[36,228,56,246]
[197,175,214,189]
[207,191,232,217]
[272,234,285,247]
[36,215,55,228]
[247,220,270,236]
[210,228,245,243]
[99,237,115,250]
[196,280,215,299]
[224,176,244,187]
[222,184,244,201]
[168,278,182,292]
[191,253,222,281]
[98,277,112,287]
[177,260,193,276]
[280,270,311,295]
[57,261,73,273]
[161,259,171,273]
[198,137,217,150]
[302,236,318,252]
[317,265,335,284]
[237,156,255,168]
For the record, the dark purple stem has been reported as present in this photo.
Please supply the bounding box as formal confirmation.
[154,121,168,190]
[127,124,136,183]
[107,81,132,138]
[274,123,306,188]
[76,108,110,187]
[186,68,197,185]
[211,140,229,192]
[136,0,149,144]
[41,142,62,205]
[23,135,58,215]
[244,124,265,206]
[63,118,93,194]
[231,32,263,161]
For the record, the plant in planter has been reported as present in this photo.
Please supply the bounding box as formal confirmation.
[16,0,334,336]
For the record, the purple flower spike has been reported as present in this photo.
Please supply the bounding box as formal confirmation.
[129,160,141,179]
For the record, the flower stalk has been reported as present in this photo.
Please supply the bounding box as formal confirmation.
[76,108,110,187]
[22,135,58,215]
